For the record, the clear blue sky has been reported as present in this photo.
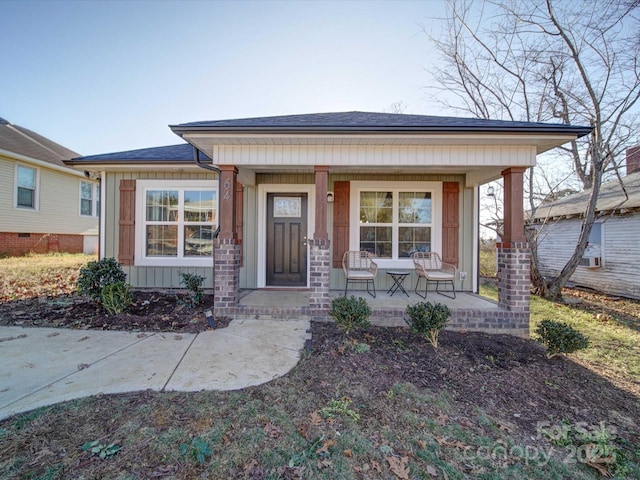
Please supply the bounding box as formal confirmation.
[1,0,448,155]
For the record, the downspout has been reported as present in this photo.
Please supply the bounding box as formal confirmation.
[192,146,221,312]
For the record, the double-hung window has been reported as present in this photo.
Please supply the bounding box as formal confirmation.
[136,180,217,266]
[80,181,100,217]
[16,164,37,209]
[350,181,442,267]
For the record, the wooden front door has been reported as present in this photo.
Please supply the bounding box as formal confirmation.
[266,193,308,287]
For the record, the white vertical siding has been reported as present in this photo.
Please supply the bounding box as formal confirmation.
[216,145,536,168]
[537,215,640,299]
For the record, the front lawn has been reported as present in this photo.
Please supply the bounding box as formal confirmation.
[0,255,639,479]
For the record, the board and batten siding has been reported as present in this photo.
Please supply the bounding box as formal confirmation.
[249,173,474,292]
[103,171,218,290]
[537,215,640,299]
[0,156,98,235]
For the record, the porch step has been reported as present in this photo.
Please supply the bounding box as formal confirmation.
[232,305,311,322]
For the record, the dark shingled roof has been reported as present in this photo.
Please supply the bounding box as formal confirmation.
[0,117,79,167]
[68,143,210,164]
[171,111,592,136]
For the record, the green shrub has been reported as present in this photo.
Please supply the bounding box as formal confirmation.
[535,319,589,358]
[405,301,451,348]
[180,272,205,306]
[77,258,126,300]
[329,295,371,334]
[101,281,133,315]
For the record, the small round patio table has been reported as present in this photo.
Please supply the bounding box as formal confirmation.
[386,270,410,297]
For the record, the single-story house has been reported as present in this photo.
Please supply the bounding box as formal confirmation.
[0,117,99,256]
[66,111,591,336]
[530,146,640,300]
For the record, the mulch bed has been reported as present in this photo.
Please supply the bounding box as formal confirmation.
[304,322,640,448]
[0,291,229,333]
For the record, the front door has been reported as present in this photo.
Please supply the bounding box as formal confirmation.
[266,193,308,287]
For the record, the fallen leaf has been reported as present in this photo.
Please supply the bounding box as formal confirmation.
[416,439,427,449]
[316,438,336,456]
[586,460,611,476]
[495,419,514,433]
[434,436,470,450]
[309,411,323,426]
[30,447,54,465]
[317,459,333,469]
[343,449,353,457]
[386,456,410,479]
[243,458,259,475]
[426,464,438,477]
[436,413,449,426]
[371,459,383,473]
[297,422,309,440]
[263,421,281,439]
[77,363,90,370]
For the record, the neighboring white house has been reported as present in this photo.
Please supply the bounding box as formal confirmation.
[0,117,99,256]
[531,147,640,300]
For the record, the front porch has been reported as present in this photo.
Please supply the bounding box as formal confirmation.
[232,288,528,336]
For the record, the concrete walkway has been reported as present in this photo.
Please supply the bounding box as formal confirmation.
[0,319,309,421]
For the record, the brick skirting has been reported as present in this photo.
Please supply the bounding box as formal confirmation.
[0,232,84,256]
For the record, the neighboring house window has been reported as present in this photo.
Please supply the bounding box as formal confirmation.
[584,222,603,258]
[136,180,217,266]
[350,181,442,266]
[80,181,94,216]
[16,164,37,209]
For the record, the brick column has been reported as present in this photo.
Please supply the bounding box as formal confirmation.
[215,165,240,315]
[497,241,530,336]
[214,238,240,314]
[497,167,530,336]
[309,238,331,318]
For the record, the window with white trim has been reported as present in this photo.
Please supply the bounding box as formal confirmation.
[135,180,217,266]
[351,181,442,266]
[80,181,100,217]
[16,164,37,209]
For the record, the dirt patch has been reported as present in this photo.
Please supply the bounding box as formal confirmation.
[0,291,229,333]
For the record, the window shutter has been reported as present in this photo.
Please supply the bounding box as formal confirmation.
[118,179,136,266]
[332,181,350,268]
[442,182,459,267]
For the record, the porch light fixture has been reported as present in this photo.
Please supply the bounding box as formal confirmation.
[487,186,495,197]
[327,191,334,203]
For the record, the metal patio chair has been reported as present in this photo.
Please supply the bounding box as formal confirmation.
[412,251,456,299]
[342,250,378,298]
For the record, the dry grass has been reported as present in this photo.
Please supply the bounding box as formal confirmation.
[0,253,96,302]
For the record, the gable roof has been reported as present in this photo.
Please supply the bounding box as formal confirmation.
[532,171,640,220]
[171,111,592,136]
[66,143,210,165]
[0,117,79,168]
